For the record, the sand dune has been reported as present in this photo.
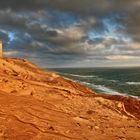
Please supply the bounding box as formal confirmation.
[0,58,139,140]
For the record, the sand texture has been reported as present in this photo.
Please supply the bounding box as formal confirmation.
[0,58,140,140]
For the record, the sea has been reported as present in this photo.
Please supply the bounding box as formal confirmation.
[49,67,140,98]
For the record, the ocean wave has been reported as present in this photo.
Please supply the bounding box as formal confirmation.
[78,81,123,95]
[60,73,97,78]
[109,79,118,82]
[62,73,119,83]
[129,95,140,100]
[63,76,140,99]
[61,75,122,95]
[126,82,140,85]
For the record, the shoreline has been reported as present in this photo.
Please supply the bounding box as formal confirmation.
[56,72,140,100]
[61,75,140,120]
[48,68,140,120]
[53,70,140,99]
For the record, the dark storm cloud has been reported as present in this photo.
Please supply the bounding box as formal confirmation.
[0,0,140,67]
[0,0,139,13]
[0,1,138,33]
[0,0,110,12]
[0,9,27,29]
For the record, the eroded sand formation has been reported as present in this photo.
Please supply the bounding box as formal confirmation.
[0,58,140,140]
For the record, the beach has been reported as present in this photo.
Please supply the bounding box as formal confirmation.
[0,58,140,140]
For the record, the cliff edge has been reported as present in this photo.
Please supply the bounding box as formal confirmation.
[0,58,140,140]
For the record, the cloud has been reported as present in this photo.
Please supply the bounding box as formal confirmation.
[0,0,111,13]
[106,55,140,61]
[4,50,20,56]
[0,0,140,67]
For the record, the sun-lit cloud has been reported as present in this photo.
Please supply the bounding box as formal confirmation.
[106,55,140,60]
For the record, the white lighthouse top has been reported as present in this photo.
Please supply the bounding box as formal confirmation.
[0,40,3,57]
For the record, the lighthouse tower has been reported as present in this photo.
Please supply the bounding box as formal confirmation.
[0,40,3,57]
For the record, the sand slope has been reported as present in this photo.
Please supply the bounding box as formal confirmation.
[0,58,140,140]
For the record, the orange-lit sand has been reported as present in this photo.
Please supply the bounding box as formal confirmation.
[0,58,140,140]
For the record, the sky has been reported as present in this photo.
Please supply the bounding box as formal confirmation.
[0,0,140,68]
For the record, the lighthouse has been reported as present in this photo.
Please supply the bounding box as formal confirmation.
[0,40,3,57]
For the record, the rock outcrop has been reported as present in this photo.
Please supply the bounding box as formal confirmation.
[0,58,140,140]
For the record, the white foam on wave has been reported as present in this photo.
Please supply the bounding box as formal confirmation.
[109,79,118,82]
[60,73,97,78]
[69,74,97,78]
[60,74,122,95]
[62,73,119,83]
[78,81,123,95]
[129,95,140,100]
[126,82,140,85]
[63,77,140,99]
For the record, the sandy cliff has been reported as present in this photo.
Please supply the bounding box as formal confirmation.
[0,58,140,140]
